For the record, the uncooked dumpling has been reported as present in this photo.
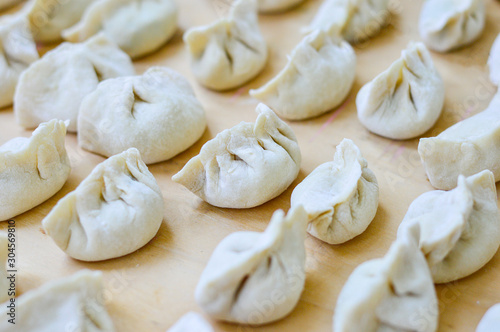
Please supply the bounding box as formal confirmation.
[419,0,485,53]
[305,0,390,44]
[257,0,304,13]
[78,67,206,164]
[167,312,213,332]
[250,30,356,120]
[418,93,500,190]
[357,42,444,140]
[196,207,307,325]
[476,304,500,332]
[0,270,115,331]
[334,229,438,332]
[62,0,178,58]
[0,233,8,303]
[14,34,134,132]
[184,0,268,90]
[27,0,95,43]
[488,33,500,86]
[397,170,500,283]
[172,103,301,209]
[291,139,378,244]
[0,120,70,222]
[0,15,39,108]
[42,148,164,262]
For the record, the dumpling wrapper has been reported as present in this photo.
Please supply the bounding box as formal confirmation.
[62,0,178,59]
[14,34,135,132]
[167,312,213,332]
[397,170,500,283]
[334,229,438,332]
[357,42,444,140]
[172,103,301,209]
[27,0,95,43]
[418,93,500,190]
[196,207,307,325]
[42,148,164,262]
[0,15,39,108]
[305,0,391,44]
[419,0,485,53]
[0,270,115,331]
[250,29,356,120]
[257,0,304,13]
[184,0,268,91]
[78,66,206,164]
[476,303,500,332]
[0,233,8,303]
[0,120,70,221]
[488,33,500,86]
[291,139,378,244]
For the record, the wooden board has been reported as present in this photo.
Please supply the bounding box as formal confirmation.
[1,0,500,331]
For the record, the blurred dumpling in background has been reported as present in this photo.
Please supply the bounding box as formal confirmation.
[476,304,500,332]
[488,33,500,86]
[62,0,178,59]
[167,312,213,332]
[184,0,268,90]
[419,0,485,53]
[257,0,304,13]
[250,30,356,120]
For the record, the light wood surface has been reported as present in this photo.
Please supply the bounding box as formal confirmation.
[1,0,500,331]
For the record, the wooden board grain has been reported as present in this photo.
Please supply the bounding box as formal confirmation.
[1,0,500,331]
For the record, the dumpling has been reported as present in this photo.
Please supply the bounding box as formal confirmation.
[418,93,500,190]
[27,0,95,43]
[0,233,8,303]
[250,30,356,120]
[62,0,178,59]
[0,15,39,108]
[357,42,444,140]
[333,230,438,332]
[172,103,301,209]
[196,207,307,325]
[184,0,268,91]
[0,120,70,221]
[397,170,500,284]
[305,0,391,44]
[42,148,164,262]
[419,0,485,53]
[14,34,134,132]
[291,139,378,244]
[488,33,500,86]
[78,67,206,164]
[0,270,115,331]
[257,0,304,13]
[167,312,213,332]
[476,304,500,332]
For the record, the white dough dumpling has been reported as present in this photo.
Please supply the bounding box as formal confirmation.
[0,15,39,108]
[42,148,164,262]
[27,0,95,43]
[398,170,500,283]
[476,304,500,332]
[78,67,206,164]
[257,0,304,13]
[196,207,307,325]
[0,120,71,222]
[305,0,391,44]
[291,139,378,244]
[167,312,213,332]
[0,270,115,331]
[250,30,356,120]
[172,103,301,209]
[334,230,438,332]
[184,0,268,90]
[419,0,485,53]
[488,33,500,86]
[14,34,135,133]
[419,93,500,190]
[62,0,178,59]
[357,42,444,140]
